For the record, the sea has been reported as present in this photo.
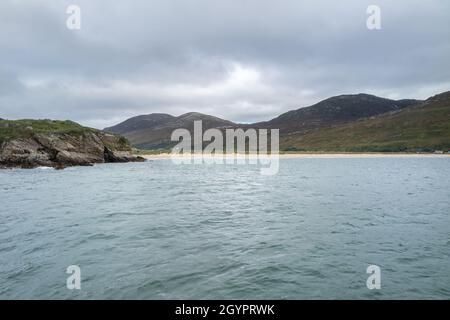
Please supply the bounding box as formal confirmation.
[1,156,449,299]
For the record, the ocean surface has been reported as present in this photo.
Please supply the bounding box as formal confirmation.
[1,157,449,299]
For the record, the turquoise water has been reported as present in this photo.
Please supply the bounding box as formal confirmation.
[1,157,449,299]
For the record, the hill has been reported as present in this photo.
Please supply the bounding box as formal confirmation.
[105,112,235,149]
[280,91,450,152]
[255,94,421,134]
[103,113,176,135]
[105,93,423,150]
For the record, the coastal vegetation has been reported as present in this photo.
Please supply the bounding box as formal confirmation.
[0,119,89,144]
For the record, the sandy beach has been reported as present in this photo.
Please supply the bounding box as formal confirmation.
[139,153,450,160]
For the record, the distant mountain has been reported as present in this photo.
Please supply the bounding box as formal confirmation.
[105,93,423,150]
[105,112,235,149]
[255,93,421,134]
[281,91,450,152]
[104,113,176,135]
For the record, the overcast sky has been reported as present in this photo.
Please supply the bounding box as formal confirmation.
[0,0,449,128]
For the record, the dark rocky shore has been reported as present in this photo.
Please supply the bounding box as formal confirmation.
[0,120,145,169]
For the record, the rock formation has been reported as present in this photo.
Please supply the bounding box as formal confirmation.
[0,121,145,169]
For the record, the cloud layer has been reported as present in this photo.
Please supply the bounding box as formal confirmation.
[1,0,449,128]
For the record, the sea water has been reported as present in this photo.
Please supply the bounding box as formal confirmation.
[0,157,449,299]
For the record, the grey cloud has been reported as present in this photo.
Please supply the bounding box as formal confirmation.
[0,0,449,128]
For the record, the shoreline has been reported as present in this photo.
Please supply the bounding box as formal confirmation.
[138,152,450,160]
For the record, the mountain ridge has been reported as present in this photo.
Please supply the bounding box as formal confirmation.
[105,112,236,149]
[254,93,421,132]
[105,92,432,150]
[281,91,450,152]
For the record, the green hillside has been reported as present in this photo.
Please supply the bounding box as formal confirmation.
[0,119,93,144]
[281,92,450,152]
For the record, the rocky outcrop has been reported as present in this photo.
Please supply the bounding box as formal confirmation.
[0,131,145,169]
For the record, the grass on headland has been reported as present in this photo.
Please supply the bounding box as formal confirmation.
[0,119,95,144]
[0,119,133,149]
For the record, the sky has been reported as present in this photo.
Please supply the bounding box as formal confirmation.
[0,0,449,128]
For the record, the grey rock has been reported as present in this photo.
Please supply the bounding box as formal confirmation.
[0,131,145,169]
